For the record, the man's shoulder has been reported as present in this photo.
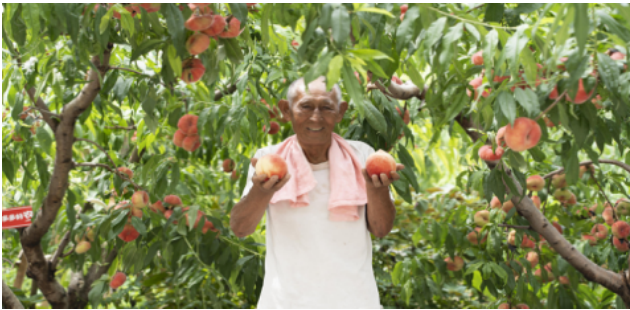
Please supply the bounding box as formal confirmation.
[345,139,375,156]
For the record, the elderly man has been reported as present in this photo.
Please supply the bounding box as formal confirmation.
[230,76,403,308]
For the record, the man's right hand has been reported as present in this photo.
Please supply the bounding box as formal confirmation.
[250,158,291,195]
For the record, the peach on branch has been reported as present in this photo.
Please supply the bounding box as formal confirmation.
[164,195,182,206]
[202,15,228,37]
[181,58,206,84]
[617,198,630,215]
[504,117,542,152]
[558,276,570,285]
[478,145,504,161]
[75,241,91,254]
[525,251,539,267]
[264,121,280,135]
[365,150,397,179]
[400,4,408,14]
[612,221,630,239]
[553,189,572,202]
[582,234,597,245]
[223,159,235,172]
[566,79,595,104]
[86,227,96,242]
[118,224,140,242]
[173,129,186,147]
[131,191,149,209]
[591,224,608,240]
[549,85,559,99]
[117,167,134,179]
[202,218,219,233]
[182,135,201,152]
[186,33,211,55]
[178,114,199,135]
[552,222,563,234]
[185,12,214,31]
[502,200,514,213]
[391,76,403,85]
[255,154,288,181]
[551,174,566,188]
[471,50,483,65]
[219,17,242,38]
[467,227,487,245]
[467,76,490,99]
[474,210,490,227]
[526,175,544,191]
[231,170,239,180]
[184,209,205,228]
[138,3,160,13]
[444,256,464,271]
[110,272,127,289]
[613,237,630,252]
[603,206,614,225]
[490,196,502,209]
[521,235,535,249]
[150,201,165,213]
[566,193,577,206]
[498,303,510,309]
[395,107,410,125]
[507,230,517,246]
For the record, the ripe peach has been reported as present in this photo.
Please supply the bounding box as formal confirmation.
[591,224,608,240]
[178,114,199,135]
[202,15,228,37]
[471,50,483,66]
[478,145,504,161]
[118,224,140,242]
[255,154,288,181]
[185,13,215,31]
[603,206,614,225]
[75,241,91,254]
[612,221,630,239]
[551,174,566,188]
[474,210,490,227]
[173,129,186,147]
[12,132,24,142]
[552,222,563,234]
[117,167,134,179]
[558,276,570,285]
[613,237,630,252]
[110,272,127,289]
[182,135,201,152]
[582,234,597,245]
[553,189,572,202]
[507,230,517,246]
[526,175,544,191]
[131,207,143,218]
[504,117,541,152]
[264,121,280,135]
[223,159,234,172]
[495,126,507,147]
[490,196,502,209]
[131,191,149,209]
[400,4,408,14]
[467,227,487,245]
[219,17,241,38]
[498,303,510,309]
[292,40,300,47]
[534,267,555,282]
[444,256,464,271]
[566,79,594,104]
[521,235,535,249]
[610,51,625,61]
[396,107,410,125]
[150,201,165,213]
[181,58,206,84]
[365,150,397,179]
[231,169,239,180]
[525,251,539,267]
[164,195,182,206]
[392,76,403,85]
[86,227,96,242]
[185,210,205,228]
[186,33,211,55]
[467,76,490,99]
[532,195,541,209]
[566,193,577,206]
[502,200,514,213]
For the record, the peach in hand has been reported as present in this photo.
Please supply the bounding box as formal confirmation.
[365,150,397,179]
[255,154,288,181]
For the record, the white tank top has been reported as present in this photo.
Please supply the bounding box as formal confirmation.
[241,140,384,309]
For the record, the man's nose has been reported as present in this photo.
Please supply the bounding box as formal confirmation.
[309,108,324,121]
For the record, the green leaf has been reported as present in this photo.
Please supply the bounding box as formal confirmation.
[221,38,244,64]
[131,216,147,235]
[349,49,392,61]
[10,4,27,46]
[391,261,403,285]
[362,99,388,136]
[2,156,15,184]
[327,55,343,90]
[131,39,163,62]
[597,11,630,42]
[22,4,41,42]
[356,6,394,18]
[166,45,182,78]
[99,6,112,34]
[513,88,540,117]
[331,7,350,46]
[573,4,589,53]
[484,4,505,23]
[112,77,132,103]
[497,91,516,123]
[162,4,186,58]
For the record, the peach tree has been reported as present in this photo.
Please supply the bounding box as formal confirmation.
[1,2,629,309]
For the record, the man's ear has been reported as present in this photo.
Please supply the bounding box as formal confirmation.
[278,99,291,121]
[337,101,348,122]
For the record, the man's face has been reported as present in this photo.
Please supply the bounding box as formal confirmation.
[280,83,347,146]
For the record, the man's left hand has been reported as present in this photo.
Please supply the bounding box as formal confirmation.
[362,164,405,188]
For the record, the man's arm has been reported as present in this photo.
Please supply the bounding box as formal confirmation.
[230,158,291,238]
[362,164,404,238]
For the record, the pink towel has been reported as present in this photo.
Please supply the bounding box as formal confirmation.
[269,133,368,221]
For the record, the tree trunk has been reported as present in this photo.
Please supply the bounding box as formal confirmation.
[3,280,25,309]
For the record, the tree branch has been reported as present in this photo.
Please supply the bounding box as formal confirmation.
[25,87,60,132]
[51,231,71,269]
[19,46,113,309]
[2,280,25,309]
[535,90,567,121]
[542,159,630,178]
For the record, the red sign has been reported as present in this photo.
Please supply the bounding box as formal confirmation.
[2,206,34,229]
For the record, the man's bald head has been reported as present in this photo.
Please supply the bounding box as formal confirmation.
[287,76,342,107]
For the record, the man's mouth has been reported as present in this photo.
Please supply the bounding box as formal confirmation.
[307,127,324,132]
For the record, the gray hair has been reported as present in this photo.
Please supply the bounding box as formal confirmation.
[287,76,342,107]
